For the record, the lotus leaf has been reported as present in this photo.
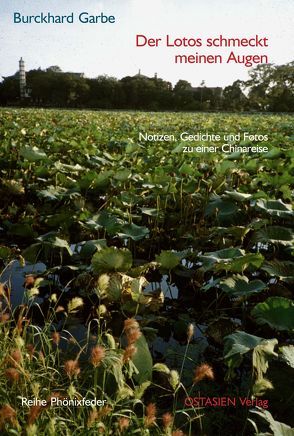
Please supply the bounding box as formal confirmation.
[251,297,294,331]
[92,247,132,274]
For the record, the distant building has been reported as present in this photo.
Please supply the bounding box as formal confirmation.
[19,57,28,98]
[63,72,85,78]
[134,69,147,78]
[134,69,158,80]
[46,66,84,78]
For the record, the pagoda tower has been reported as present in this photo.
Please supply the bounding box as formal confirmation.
[19,57,26,98]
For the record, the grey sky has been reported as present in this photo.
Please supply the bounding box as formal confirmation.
[0,0,293,87]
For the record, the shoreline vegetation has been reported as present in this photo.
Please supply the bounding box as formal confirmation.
[1,61,293,112]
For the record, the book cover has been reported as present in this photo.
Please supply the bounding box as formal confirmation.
[0,1,293,435]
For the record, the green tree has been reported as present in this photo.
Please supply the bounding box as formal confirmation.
[173,80,195,109]
[0,76,19,103]
[222,80,248,111]
[244,62,294,111]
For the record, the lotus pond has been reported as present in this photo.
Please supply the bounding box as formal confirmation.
[0,109,293,435]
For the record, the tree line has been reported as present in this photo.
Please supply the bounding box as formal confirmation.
[0,62,293,111]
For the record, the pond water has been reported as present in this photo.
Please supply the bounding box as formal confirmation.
[0,260,93,354]
[144,274,179,299]
[0,259,209,369]
[0,260,47,307]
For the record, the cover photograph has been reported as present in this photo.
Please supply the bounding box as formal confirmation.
[0,0,293,434]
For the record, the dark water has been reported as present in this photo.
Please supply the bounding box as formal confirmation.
[1,260,209,369]
[0,260,46,306]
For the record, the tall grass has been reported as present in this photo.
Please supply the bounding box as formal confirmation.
[0,302,203,435]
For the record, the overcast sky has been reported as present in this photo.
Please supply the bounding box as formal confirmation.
[0,0,293,87]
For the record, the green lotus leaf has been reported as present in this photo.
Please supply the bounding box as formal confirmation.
[254,226,293,246]
[252,340,278,380]
[224,331,278,379]
[224,191,252,202]
[85,212,124,234]
[38,185,67,201]
[125,143,143,154]
[113,169,132,181]
[216,252,264,273]
[20,145,47,161]
[205,194,239,224]
[141,207,159,217]
[79,239,107,258]
[214,226,250,242]
[178,162,195,175]
[262,147,281,159]
[119,191,141,207]
[155,250,181,271]
[92,170,114,189]
[261,260,294,282]
[249,408,294,436]
[255,199,293,218]
[54,161,84,173]
[8,223,37,239]
[224,331,267,360]
[200,249,263,273]
[251,297,294,331]
[37,233,72,255]
[132,335,153,384]
[117,223,149,241]
[92,247,132,274]
[199,247,244,270]
[220,275,267,296]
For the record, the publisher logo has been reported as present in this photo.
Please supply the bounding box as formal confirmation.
[184,397,268,409]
